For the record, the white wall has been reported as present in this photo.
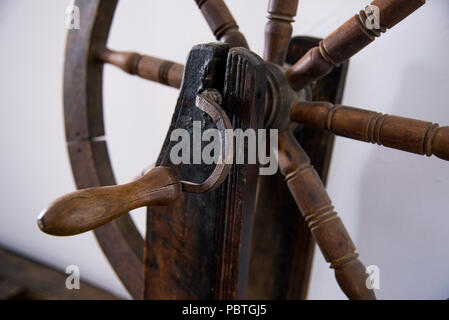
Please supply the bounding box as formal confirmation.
[1,0,448,300]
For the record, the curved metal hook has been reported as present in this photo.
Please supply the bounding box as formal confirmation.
[180,90,233,193]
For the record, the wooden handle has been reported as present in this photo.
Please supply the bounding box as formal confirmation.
[291,101,449,161]
[195,0,249,48]
[278,131,376,300]
[286,0,426,90]
[38,167,181,236]
[263,0,299,65]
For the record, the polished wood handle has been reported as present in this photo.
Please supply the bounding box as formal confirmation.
[278,131,376,300]
[286,0,426,90]
[291,101,449,161]
[38,167,181,236]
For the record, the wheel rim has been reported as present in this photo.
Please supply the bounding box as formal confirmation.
[63,0,143,299]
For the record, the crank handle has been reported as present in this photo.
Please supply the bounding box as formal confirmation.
[38,90,233,236]
[38,167,180,236]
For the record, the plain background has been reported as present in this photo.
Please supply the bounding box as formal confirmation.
[1,0,449,299]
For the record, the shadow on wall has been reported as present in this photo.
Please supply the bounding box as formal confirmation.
[357,62,449,299]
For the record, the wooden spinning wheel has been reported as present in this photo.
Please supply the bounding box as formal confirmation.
[38,0,448,300]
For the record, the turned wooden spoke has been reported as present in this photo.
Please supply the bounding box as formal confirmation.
[195,0,249,48]
[291,101,449,161]
[263,0,299,65]
[97,48,184,89]
[278,131,376,300]
[286,0,426,90]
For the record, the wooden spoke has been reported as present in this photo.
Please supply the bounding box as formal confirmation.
[291,101,449,161]
[194,0,249,48]
[278,131,376,300]
[286,0,426,90]
[97,48,184,89]
[263,0,299,65]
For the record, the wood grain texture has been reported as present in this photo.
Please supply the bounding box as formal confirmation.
[64,0,143,299]
[291,101,449,161]
[278,131,376,300]
[263,0,299,65]
[0,246,118,300]
[143,43,265,299]
[195,0,249,48]
[39,167,180,236]
[97,48,184,88]
[286,0,426,90]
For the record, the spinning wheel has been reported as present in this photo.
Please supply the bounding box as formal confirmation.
[39,0,447,300]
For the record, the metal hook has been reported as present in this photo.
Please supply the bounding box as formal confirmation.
[180,89,233,193]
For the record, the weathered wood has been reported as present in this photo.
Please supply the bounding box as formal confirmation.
[64,0,143,299]
[144,44,265,299]
[195,0,249,48]
[263,0,299,65]
[278,131,376,300]
[291,101,449,161]
[97,48,184,88]
[286,0,426,90]
[0,246,118,300]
